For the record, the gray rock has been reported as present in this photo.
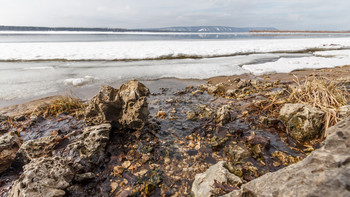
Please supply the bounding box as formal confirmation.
[16,135,62,165]
[280,103,325,142]
[237,79,251,89]
[207,86,219,95]
[0,131,21,174]
[74,172,96,182]
[225,89,236,97]
[338,105,350,119]
[191,161,242,197]
[215,105,233,125]
[225,117,350,197]
[85,80,150,130]
[9,157,78,197]
[119,80,150,129]
[9,124,111,197]
[85,85,122,126]
[198,105,215,120]
[63,123,111,164]
[227,145,250,163]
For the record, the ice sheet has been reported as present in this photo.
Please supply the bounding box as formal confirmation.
[0,38,350,61]
[242,50,350,75]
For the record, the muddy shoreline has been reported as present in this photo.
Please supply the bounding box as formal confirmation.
[1,65,350,196]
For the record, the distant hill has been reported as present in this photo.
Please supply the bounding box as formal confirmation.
[0,25,127,32]
[145,26,278,32]
[0,25,277,33]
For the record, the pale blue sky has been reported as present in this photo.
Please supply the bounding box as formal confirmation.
[0,0,349,30]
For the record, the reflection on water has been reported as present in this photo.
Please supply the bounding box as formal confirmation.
[1,32,350,43]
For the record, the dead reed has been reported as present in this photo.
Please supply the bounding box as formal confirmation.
[31,93,86,118]
[288,76,348,138]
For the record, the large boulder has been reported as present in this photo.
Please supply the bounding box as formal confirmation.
[85,80,150,130]
[0,131,21,174]
[9,123,111,197]
[9,157,77,197]
[280,103,325,142]
[225,117,350,197]
[191,161,242,197]
[16,135,62,165]
[62,123,111,165]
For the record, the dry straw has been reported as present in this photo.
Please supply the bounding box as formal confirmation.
[288,76,348,139]
[255,75,349,140]
[32,92,86,118]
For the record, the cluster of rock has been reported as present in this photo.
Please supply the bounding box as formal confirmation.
[191,77,350,196]
[200,78,279,98]
[192,117,350,196]
[85,80,150,129]
[1,76,349,196]
[186,104,236,126]
[0,80,150,197]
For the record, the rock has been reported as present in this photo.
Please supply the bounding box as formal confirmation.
[225,89,236,97]
[198,105,215,120]
[237,79,251,89]
[186,111,197,121]
[74,172,96,182]
[119,80,150,129]
[224,162,243,177]
[338,105,350,119]
[227,145,250,163]
[9,157,78,197]
[215,105,234,125]
[16,135,62,165]
[206,84,225,95]
[210,136,228,150]
[85,80,150,130]
[63,124,111,165]
[280,103,325,142]
[0,131,21,174]
[85,85,121,126]
[207,86,219,95]
[259,116,279,127]
[9,124,111,197]
[191,161,242,197]
[225,117,350,197]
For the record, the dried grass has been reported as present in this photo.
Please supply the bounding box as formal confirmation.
[253,76,349,140]
[32,93,86,118]
[288,76,348,138]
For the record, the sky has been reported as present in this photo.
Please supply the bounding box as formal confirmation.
[0,0,349,30]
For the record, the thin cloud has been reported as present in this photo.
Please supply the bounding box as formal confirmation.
[0,0,349,30]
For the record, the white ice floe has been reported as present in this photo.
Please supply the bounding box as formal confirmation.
[314,49,350,57]
[0,38,350,61]
[63,76,96,86]
[242,50,350,75]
